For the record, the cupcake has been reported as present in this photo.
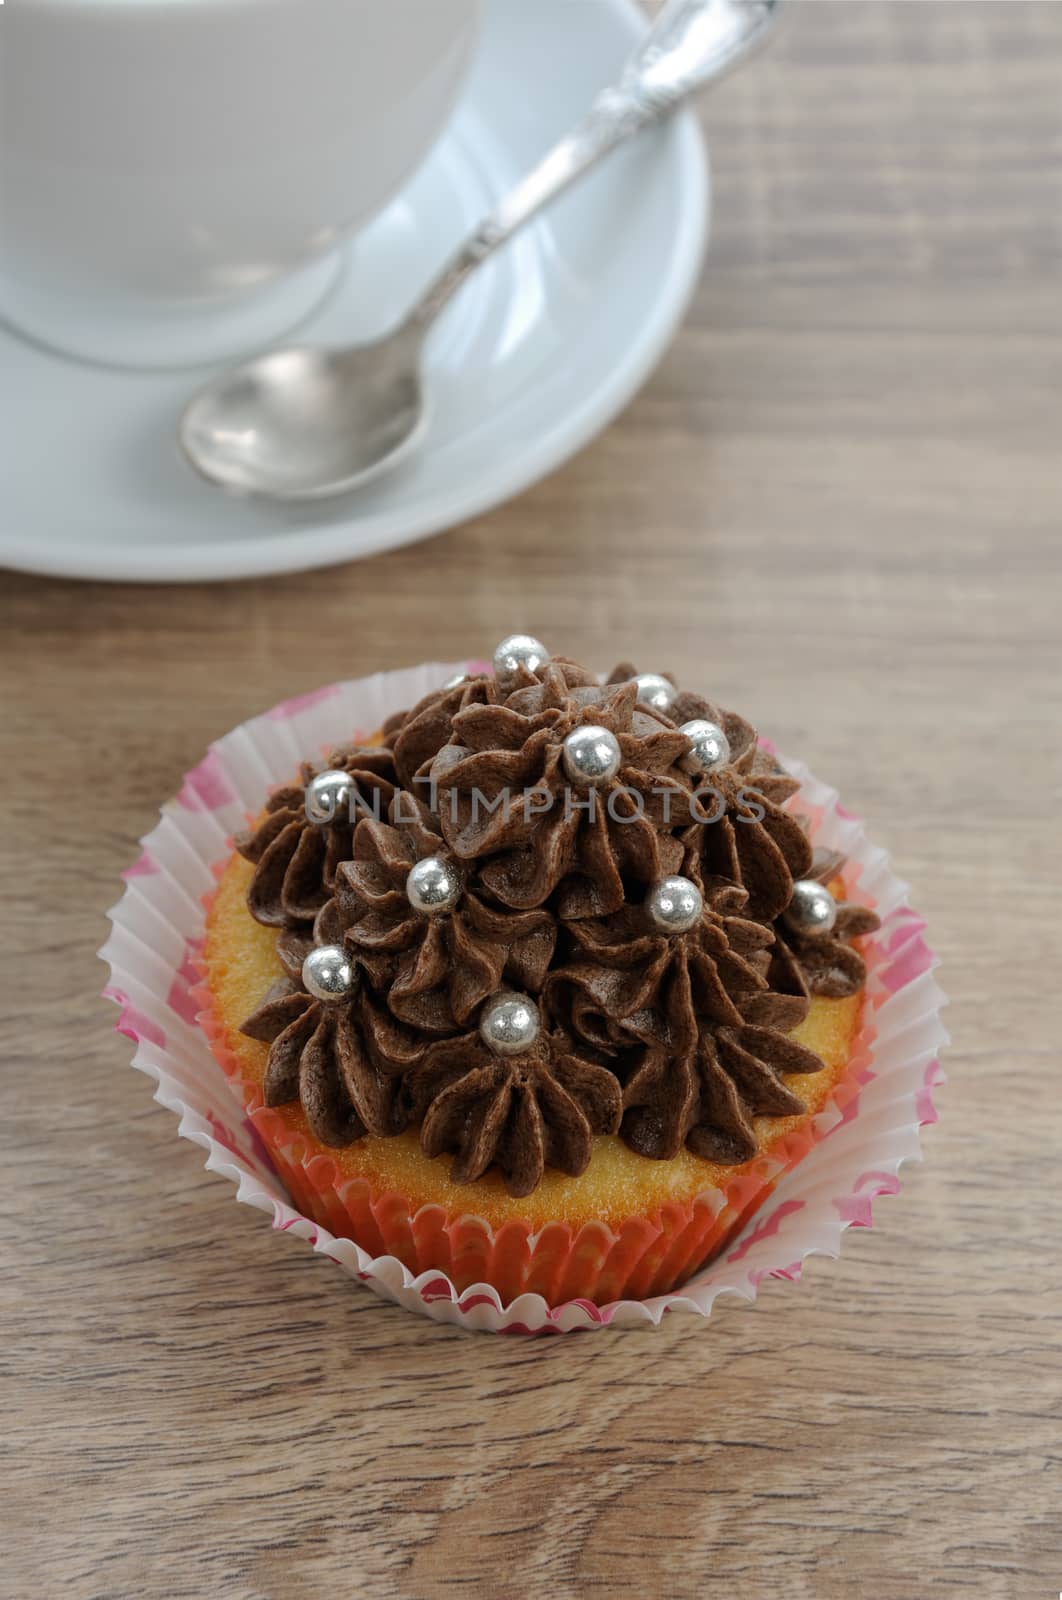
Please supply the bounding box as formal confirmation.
[198,638,881,1307]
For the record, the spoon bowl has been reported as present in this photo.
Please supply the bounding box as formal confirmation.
[179,343,426,500]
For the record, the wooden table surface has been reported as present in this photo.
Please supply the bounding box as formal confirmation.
[5,4,1060,1595]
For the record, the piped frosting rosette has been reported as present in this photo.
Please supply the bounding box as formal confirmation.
[102,661,946,1335]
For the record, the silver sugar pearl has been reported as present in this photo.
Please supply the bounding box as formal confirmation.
[562,724,622,787]
[493,633,549,689]
[304,768,354,825]
[632,672,677,714]
[406,854,462,915]
[302,944,357,1002]
[645,875,704,934]
[479,991,541,1057]
[679,718,731,776]
[784,879,838,938]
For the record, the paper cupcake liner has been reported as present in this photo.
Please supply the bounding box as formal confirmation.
[101,661,948,1335]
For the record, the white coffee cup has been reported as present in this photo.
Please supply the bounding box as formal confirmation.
[0,0,481,367]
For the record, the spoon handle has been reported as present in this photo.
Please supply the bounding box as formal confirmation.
[405,0,778,334]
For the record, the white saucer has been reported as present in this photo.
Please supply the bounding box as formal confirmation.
[0,0,708,583]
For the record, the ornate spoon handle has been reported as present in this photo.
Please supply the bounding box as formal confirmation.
[406,0,779,335]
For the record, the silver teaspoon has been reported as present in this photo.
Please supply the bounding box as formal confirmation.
[179,0,779,502]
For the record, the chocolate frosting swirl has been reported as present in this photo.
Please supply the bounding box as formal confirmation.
[237,651,879,1189]
[403,1027,622,1197]
[332,793,556,1034]
[621,1025,822,1164]
[386,674,500,788]
[777,847,881,998]
[547,888,780,1050]
[430,667,691,918]
[235,745,396,928]
[239,924,417,1148]
[546,886,820,1160]
[607,664,812,920]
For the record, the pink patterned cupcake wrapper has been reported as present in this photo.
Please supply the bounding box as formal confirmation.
[101,661,947,1335]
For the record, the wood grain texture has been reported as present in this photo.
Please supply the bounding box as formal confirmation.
[3,4,1060,1595]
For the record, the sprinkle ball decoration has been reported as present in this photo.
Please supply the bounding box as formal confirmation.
[405,855,462,916]
[479,991,541,1057]
[631,671,677,714]
[493,634,549,690]
[304,768,355,825]
[679,718,731,776]
[784,879,838,937]
[645,874,704,934]
[301,944,358,1002]
[561,725,622,787]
